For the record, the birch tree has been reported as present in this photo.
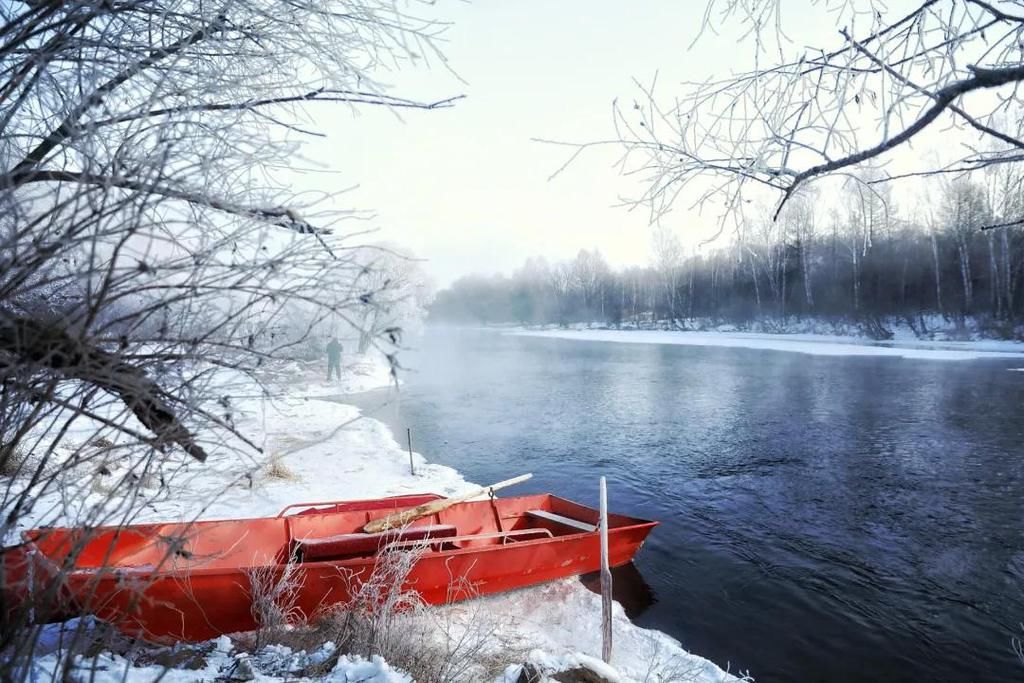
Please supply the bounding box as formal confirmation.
[941,177,992,317]
[652,225,683,322]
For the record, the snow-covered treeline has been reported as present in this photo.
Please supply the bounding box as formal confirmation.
[432,175,1024,339]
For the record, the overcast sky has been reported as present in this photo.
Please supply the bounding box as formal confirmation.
[296,0,947,288]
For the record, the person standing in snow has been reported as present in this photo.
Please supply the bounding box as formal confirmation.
[326,337,343,381]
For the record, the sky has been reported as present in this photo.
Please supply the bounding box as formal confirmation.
[286,1,746,286]
[292,0,963,288]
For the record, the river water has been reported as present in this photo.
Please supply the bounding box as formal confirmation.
[346,327,1024,682]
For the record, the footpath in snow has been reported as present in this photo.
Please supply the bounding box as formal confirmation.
[14,352,741,683]
[509,327,1024,361]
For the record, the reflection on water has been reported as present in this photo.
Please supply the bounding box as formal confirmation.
[579,563,658,619]
[344,327,1024,683]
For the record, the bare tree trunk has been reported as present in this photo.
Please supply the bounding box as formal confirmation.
[619,280,625,329]
[780,248,787,321]
[931,231,943,315]
[851,246,861,313]
[668,274,677,324]
[900,257,908,310]
[1003,228,1014,320]
[749,256,761,316]
[802,239,814,309]
[633,276,639,326]
[988,232,1001,318]
[688,267,695,321]
[711,259,719,316]
[957,237,973,315]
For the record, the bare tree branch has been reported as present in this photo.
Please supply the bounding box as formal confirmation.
[87,91,465,128]
[601,0,1024,227]
[0,316,206,460]
[775,61,1024,218]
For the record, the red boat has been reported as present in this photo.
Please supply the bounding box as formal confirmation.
[1,492,657,643]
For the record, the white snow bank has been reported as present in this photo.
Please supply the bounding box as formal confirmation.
[478,580,741,683]
[29,585,739,683]
[117,394,473,524]
[511,328,1024,360]
[509,314,1023,343]
[280,350,398,397]
[330,655,413,683]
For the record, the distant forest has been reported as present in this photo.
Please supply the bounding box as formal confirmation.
[431,175,1024,339]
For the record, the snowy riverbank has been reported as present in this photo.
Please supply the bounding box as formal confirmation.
[508,326,1024,361]
[13,352,741,683]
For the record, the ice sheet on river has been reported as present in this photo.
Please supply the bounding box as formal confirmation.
[510,328,1024,360]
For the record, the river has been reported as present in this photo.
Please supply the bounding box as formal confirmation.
[345,326,1024,682]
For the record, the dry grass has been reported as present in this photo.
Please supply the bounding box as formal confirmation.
[639,651,715,683]
[245,559,306,650]
[13,534,519,681]
[635,640,756,683]
[243,538,518,682]
[88,437,116,451]
[264,455,298,481]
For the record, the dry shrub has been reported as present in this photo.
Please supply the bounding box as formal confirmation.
[0,442,28,477]
[264,455,298,481]
[322,547,518,682]
[252,540,515,682]
[245,559,306,650]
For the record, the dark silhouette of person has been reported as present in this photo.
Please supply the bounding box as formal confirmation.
[326,337,342,380]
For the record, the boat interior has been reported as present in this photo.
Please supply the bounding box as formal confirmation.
[24,493,654,575]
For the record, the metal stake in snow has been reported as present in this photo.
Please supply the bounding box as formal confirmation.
[407,427,415,475]
[600,475,612,664]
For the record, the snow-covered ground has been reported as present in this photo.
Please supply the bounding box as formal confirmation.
[509,327,1024,361]
[33,637,415,683]
[10,351,741,683]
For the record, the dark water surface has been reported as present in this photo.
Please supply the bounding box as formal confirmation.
[347,327,1024,682]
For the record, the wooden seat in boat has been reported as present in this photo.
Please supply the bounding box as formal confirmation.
[525,509,597,533]
[295,524,458,561]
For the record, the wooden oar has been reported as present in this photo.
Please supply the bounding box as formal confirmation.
[362,473,533,534]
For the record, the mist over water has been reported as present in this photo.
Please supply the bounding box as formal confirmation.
[347,326,1024,683]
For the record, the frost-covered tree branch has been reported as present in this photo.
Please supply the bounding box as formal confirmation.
[0,0,459,663]
[600,0,1024,223]
[0,0,458,458]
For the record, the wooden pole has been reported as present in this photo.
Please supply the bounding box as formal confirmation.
[600,476,612,664]
[406,427,415,475]
[363,473,533,534]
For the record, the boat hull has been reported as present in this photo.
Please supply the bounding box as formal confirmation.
[9,493,657,643]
